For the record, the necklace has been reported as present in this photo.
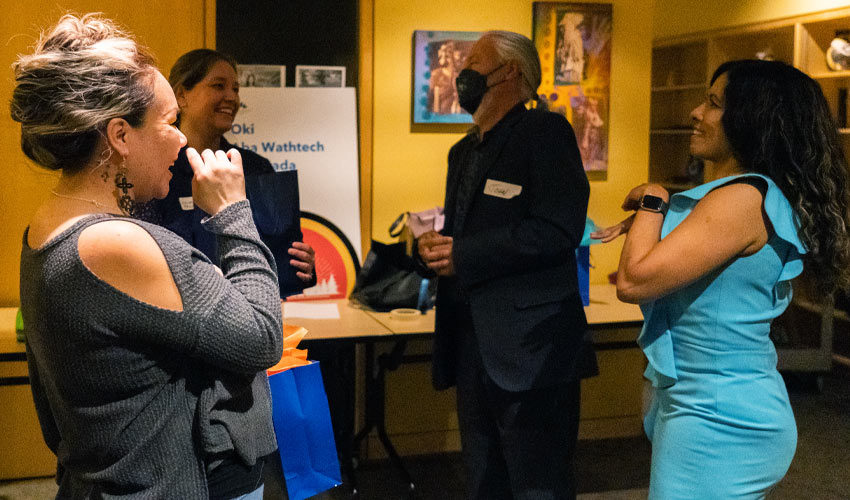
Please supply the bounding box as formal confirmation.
[50,189,108,210]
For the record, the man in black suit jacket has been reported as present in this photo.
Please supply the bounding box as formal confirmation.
[418,31,595,500]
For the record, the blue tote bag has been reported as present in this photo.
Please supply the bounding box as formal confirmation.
[268,361,342,500]
[576,218,600,307]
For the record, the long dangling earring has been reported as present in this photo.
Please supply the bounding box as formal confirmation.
[114,157,136,217]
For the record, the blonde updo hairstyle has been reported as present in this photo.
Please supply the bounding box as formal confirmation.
[10,13,157,173]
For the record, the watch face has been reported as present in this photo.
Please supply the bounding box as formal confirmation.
[641,195,665,212]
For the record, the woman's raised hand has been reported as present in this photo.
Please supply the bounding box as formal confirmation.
[591,183,669,243]
[591,214,635,242]
[186,147,247,216]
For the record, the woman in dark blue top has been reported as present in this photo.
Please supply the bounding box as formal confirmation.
[141,49,316,297]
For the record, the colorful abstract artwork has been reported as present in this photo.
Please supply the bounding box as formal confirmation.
[412,30,481,124]
[533,2,612,172]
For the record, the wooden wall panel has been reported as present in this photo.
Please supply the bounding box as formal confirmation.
[0,1,210,306]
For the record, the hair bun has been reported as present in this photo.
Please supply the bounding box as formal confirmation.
[38,13,127,53]
[10,13,156,173]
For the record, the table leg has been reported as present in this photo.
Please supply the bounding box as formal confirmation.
[352,340,416,495]
[304,341,359,498]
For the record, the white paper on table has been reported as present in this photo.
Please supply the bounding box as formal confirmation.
[283,302,340,319]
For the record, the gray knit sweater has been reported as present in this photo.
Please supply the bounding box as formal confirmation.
[19,201,283,499]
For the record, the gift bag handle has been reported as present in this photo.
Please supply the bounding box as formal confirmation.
[388,212,408,238]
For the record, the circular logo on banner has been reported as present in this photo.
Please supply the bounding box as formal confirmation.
[286,212,360,301]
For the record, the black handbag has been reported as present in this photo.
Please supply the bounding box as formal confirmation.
[349,240,435,312]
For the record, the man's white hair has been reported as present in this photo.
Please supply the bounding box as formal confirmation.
[482,30,542,102]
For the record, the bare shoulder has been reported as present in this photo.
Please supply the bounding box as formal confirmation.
[78,220,183,310]
[692,180,769,254]
[78,220,163,268]
[698,180,766,217]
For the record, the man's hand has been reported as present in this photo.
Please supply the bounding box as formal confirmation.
[289,241,316,282]
[417,230,455,276]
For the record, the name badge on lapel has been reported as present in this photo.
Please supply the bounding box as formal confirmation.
[179,196,194,211]
[483,179,522,199]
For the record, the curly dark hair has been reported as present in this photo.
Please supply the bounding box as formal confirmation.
[713,59,850,293]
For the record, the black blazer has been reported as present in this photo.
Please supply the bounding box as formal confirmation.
[432,104,595,392]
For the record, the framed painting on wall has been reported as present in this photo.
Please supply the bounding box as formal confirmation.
[295,65,346,88]
[238,64,284,88]
[412,30,481,124]
[533,2,612,172]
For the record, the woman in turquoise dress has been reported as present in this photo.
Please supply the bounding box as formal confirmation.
[593,60,850,498]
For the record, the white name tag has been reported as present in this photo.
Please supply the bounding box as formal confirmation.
[483,179,522,199]
[179,197,194,211]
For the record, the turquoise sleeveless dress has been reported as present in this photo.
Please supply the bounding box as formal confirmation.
[639,174,803,499]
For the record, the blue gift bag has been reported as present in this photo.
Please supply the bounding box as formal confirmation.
[576,218,598,307]
[268,361,342,500]
[576,245,590,307]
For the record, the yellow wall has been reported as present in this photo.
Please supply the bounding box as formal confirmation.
[654,0,850,39]
[370,0,655,286]
[0,1,210,306]
[7,2,849,305]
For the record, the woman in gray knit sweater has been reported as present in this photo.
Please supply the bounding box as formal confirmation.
[12,14,283,499]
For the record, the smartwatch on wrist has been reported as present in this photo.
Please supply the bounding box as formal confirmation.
[638,194,668,215]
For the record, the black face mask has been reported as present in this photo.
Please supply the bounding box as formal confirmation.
[456,64,505,115]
